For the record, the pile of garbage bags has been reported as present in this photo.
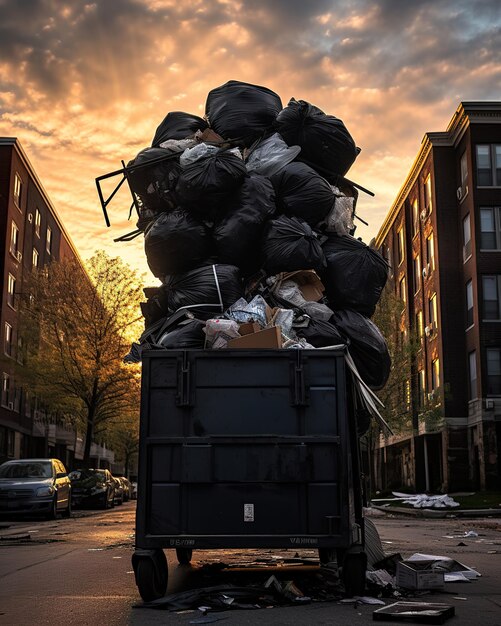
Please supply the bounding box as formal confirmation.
[124,80,390,392]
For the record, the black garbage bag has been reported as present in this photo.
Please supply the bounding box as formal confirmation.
[165,264,243,313]
[214,174,276,273]
[127,147,182,220]
[331,310,391,390]
[261,216,326,274]
[275,99,359,180]
[176,150,247,216]
[157,319,206,349]
[151,111,208,146]
[144,210,211,278]
[321,235,389,317]
[140,289,170,328]
[295,317,345,348]
[271,162,335,227]
[205,80,283,146]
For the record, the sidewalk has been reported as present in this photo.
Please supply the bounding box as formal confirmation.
[369,504,501,518]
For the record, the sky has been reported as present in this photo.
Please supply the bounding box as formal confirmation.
[1,0,500,282]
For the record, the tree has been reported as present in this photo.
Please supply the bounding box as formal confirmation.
[362,283,419,494]
[104,411,140,478]
[19,251,143,466]
[372,284,418,435]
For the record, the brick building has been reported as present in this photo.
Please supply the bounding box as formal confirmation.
[374,102,501,492]
[0,137,113,468]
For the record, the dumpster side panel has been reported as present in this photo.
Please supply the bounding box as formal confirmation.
[136,349,354,550]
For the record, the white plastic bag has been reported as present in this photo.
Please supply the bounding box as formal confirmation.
[204,318,240,349]
[246,132,301,177]
[320,185,355,235]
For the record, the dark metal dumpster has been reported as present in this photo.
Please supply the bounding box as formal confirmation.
[132,348,367,600]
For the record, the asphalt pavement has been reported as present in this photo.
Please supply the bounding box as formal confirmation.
[0,503,500,625]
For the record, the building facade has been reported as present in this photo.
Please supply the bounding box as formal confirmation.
[374,102,501,492]
[0,137,113,469]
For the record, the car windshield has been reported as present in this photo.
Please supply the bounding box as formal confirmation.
[69,469,106,482]
[0,461,53,479]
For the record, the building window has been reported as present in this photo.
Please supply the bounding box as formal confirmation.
[428,293,438,329]
[399,275,407,305]
[424,174,433,212]
[416,310,424,342]
[10,221,20,258]
[468,351,477,399]
[426,233,435,271]
[418,369,426,407]
[480,207,501,249]
[413,255,421,294]
[466,280,474,328]
[7,274,16,309]
[397,227,405,264]
[4,323,13,357]
[13,173,23,208]
[476,144,501,186]
[405,380,411,409]
[35,209,41,237]
[460,151,468,186]
[17,337,24,365]
[431,358,440,390]
[412,198,419,236]
[384,245,393,276]
[482,275,501,320]
[486,348,501,395]
[463,214,472,261]
[46,227,52,254]
[32,248,39,269]
[1,373,10,408]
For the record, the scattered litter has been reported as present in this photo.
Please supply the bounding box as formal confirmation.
[442,530,479,539]
[487,550,497,554]
[373,601,455,624]
[407,553,481,581]
[88,548,104,551]
[355,596,386,605]
[387,493,460,509]
[112,556,122,559]
[453,597,468,600]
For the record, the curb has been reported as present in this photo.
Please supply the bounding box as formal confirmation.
[370,505,501,518]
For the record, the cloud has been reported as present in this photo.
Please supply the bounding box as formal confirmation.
[0,0,500,275]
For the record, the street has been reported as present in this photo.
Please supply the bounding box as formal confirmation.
[0,504,500,625]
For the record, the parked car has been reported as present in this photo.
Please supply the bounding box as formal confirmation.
[118,476,132,502]
[111,475,124,505]
[0,458,71,519]
[68,468,115,509]
[131,481,138,500]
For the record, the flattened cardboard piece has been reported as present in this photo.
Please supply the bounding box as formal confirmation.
[373,601,455,624]
[396,560,445,590]
[228,325,282,349]
[282,270,325,302]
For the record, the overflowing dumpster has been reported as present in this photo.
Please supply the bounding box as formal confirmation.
[132,348,369,601]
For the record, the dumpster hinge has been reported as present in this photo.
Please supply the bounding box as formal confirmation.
[176,355,192,406]
[291,352,308,406]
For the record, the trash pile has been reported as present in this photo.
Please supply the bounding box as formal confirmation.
[122,80,390,396]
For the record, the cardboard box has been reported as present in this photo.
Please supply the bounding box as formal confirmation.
[228,326,282,349]
[238,322,261,336]
[281,270,325,302]
[396,560,445,590]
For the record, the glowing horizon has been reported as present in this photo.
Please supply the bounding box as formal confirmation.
[1,0,500,282]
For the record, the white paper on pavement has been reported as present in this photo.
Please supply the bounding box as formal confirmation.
[406,553,481,579]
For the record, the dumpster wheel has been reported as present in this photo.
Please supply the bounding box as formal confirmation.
[176,548,193,565]
[341,547,367,597]
[133,549,168,602]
